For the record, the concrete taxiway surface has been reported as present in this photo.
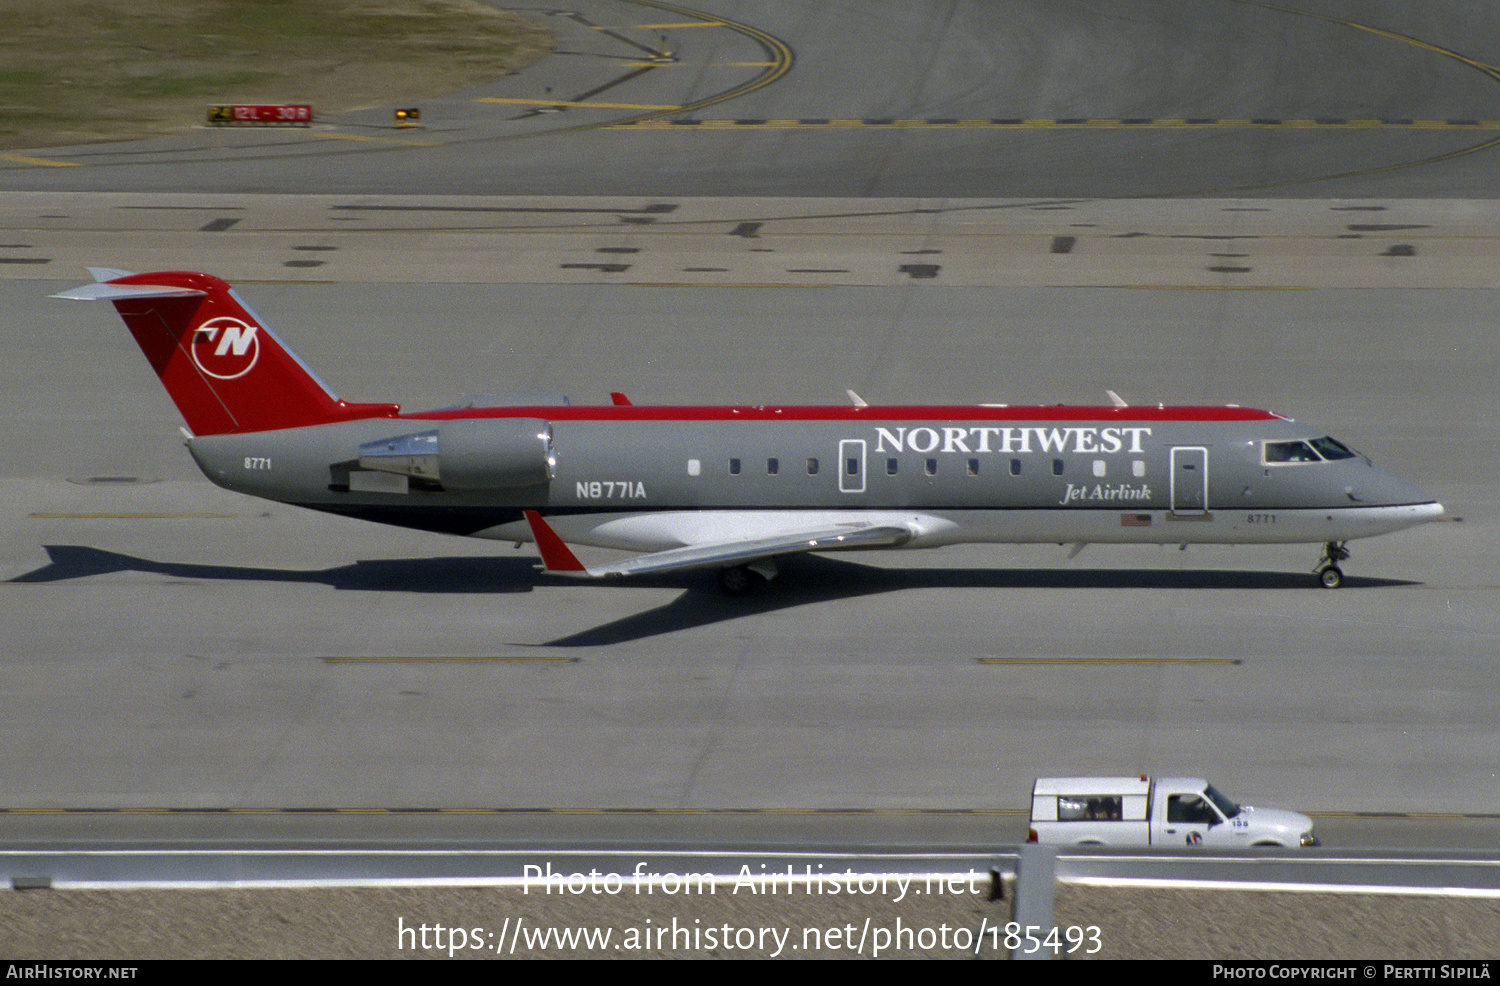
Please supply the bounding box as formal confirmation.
[6,192,1500,289]
[2,252,1494,818]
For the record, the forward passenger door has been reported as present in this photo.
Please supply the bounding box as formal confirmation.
[1170,446,1208,515]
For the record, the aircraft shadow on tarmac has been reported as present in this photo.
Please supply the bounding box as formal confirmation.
[542,555,1417,646]
[14,544,540,594]
[16,545,1417,647]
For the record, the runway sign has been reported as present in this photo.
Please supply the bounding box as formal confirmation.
[208,105,313,126]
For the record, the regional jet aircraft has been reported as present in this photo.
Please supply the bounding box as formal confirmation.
[55,270,1444,593]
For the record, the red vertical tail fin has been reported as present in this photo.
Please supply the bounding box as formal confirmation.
[54,270,399,436]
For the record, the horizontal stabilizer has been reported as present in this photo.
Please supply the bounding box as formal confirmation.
[524,510,912,578]
[52,282,207,301]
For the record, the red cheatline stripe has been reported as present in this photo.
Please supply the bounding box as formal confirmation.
[404,406,1279,424]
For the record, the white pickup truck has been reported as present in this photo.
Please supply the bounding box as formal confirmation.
[1027,776,1318,848]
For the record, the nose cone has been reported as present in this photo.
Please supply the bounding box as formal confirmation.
[1343,463,1444,537]
[1410,500,1446,522]
[1352,463,1442,514]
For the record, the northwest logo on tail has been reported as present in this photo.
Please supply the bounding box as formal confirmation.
[191,316,260,379]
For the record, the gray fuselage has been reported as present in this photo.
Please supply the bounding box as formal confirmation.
[183,404,1441,553]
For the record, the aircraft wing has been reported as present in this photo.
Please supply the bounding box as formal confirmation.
[524,510,912,578]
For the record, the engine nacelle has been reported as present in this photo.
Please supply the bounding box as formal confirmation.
[357,418,554,491]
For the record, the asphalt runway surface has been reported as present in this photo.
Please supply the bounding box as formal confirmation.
[1,1,1498,957]
[5,0,1500,199]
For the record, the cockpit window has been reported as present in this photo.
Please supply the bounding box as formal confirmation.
[1264,440,1321,463]
[1310,436,1357,460]
[1265,437,1360,464]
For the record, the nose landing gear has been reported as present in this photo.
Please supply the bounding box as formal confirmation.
[1315,541,1350,589]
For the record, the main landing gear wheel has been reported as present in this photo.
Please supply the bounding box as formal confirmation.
[718,559,778,596]
[718,565,759,596]
[1315,541,1350,589]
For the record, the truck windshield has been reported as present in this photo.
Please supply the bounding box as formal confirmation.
[1204,784,1241,819]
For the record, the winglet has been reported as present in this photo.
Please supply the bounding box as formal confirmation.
[524,510,591,574]
[609,392,633,406]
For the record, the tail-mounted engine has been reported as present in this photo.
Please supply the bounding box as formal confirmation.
[356,418,555,491]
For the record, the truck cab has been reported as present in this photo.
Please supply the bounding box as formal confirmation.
[1027,776,1318,848]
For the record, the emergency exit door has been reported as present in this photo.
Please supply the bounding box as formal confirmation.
[1170,446,1208,514]
[839,439,866,493]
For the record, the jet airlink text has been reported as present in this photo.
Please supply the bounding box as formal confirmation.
[1059,483,1152,505]
[873,425,1153,456]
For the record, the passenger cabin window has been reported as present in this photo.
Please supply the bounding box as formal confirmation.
[1057,795,1123,822]
[806,458,819,475]
[967,458,980,476]
[1010,459,1022,476]
[925,458,937,476]
[728,458,741,475]
[1051,458,1064,476]
[767,458,779,475]
[886,458,899,476]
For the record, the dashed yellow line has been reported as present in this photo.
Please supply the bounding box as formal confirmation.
[310,132,441,147]
[1118,285,1318,292]
[976,657,1242,665]
[0,153,81,167]
[478,97,681,111]
[599,21,726,29]
[624,61,777,67]
[321,656,579,664]
[614,118,1500,130]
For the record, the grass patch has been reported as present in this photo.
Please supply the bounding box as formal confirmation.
[0,0,554,150]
